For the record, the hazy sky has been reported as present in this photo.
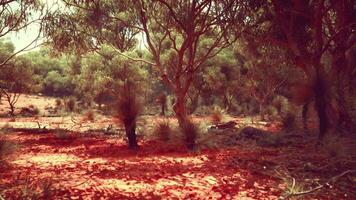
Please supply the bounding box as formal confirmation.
[9,25,43,52]
[6,0,58,52]
[7,0,146,53]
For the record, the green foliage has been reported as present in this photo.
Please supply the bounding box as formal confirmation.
[75,46,151,108]
[0,54,34,93]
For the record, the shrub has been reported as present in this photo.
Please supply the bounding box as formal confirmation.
[19,105,40,116]
[65,97,76,112]
[180,119,199,150]
[266,106,279,121]
[210,106,225,124]
[154,120,172,141]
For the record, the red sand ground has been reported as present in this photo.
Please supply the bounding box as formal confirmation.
[0,95,354,199]
[1,131,281,199]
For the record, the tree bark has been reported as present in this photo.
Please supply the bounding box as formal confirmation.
[173,91,187,127]
[314,72,329,140]
[302,102,309,130]
[124,121,138,149]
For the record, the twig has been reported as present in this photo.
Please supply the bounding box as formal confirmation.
[284,170,356,199]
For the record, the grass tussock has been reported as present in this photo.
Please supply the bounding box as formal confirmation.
[210,106,226,124]
[84,109,95,122]
[154,120,172,141]
[180,119,199,150]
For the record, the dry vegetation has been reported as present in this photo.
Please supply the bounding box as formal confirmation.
[0,95,355,199]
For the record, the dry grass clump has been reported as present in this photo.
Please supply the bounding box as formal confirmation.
[84,109,95,122]
[19,105,40,116]
[180,118,199,150]
[210,106,226,124]
[154,120,173,141]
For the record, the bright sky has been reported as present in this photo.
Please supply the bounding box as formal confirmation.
[6,0,59,52]
[9,25,43,52]
[7,0,146,53]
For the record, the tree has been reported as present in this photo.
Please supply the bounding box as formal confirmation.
[23,48,75,96]
[44,0,259,148]
[0,51,34,115]
[267,0,356,139]
[232,0,356,139]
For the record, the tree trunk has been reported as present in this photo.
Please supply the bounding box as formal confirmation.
[161,103,165,116]
[314,74,329,141]
[173,91,187,127]
[9,103,15,116]
[124,121,138,149]
[302,102,309,130]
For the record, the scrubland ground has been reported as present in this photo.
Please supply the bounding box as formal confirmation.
[0,95,355,199]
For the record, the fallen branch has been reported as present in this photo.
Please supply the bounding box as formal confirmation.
[283,170,356,199]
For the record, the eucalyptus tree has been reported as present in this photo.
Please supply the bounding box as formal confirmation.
[266,0,356,139]
[0,40,34,115]
[228,0,356,139]
[43,0,258,128]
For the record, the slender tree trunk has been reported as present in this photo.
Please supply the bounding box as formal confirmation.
[314,72,329,140]
[124,121,138,149]
[259,102,265,121]
[9,103,15,116]
[302,102,309,130]
[161,103,165,116]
